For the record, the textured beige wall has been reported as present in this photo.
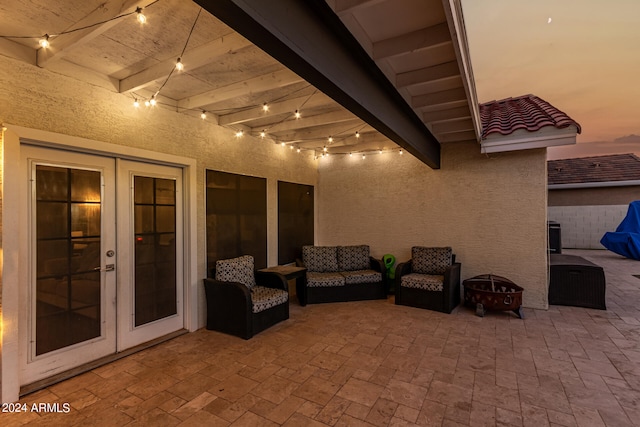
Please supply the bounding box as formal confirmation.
[0,55,318,327]
[317,142,549,309]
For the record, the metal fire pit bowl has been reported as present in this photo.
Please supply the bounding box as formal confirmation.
[463,274,524,319]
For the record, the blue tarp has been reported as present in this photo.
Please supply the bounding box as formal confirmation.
[600,200,640,260]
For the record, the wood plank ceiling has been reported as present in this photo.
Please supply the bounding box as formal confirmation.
[0,0,480,168]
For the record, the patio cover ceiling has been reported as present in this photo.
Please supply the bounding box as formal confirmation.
[0,0,481,169]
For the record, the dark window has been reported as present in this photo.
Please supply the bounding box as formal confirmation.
[206,170,267,275]
[278,181,314,264]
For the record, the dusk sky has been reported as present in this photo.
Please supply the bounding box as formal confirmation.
[461,0,640,159]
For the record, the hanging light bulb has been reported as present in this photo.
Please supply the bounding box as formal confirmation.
[262,102,269,112]
[200,111,206,119]
[296,147,301,153]
[289,145,294,150]
[149,95,157,106]
[349,152,353,157]
[133,99,140,108]
[175,58,184,71]
[323,145,328,152]
[39,34,50,48]
[144,100,150,107]
[399,149,403,155]
[294,110,301,119]
[327,136,333,143]
[136,7,146,24]
[355,131,360,138]
[260,130,266,138]
[235,130,244,138]
[379,149,383,154]
[362,153,366,160]
[281,142,286,147]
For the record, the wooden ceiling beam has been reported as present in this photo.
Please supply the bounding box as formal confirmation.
[432,118,475,135]
[256,110,356,134]
[218,92,333,125]
[119,32,252,93]
[373,23,451,61]
[177,68,304,110]
[422,106,470,123]
[396,61,460,88]
[37,0,145,68]
[271,121,373,141]
[412,87,467,109]
[331,0,386,15]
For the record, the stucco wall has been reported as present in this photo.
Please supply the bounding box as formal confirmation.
[317,143,549,309]
[0,55,318,329]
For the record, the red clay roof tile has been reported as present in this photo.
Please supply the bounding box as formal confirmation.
[548,153,640,185]
[480,94,581,139]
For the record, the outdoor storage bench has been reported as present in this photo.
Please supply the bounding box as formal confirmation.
[296,245,386,305]
[549,254,606,310]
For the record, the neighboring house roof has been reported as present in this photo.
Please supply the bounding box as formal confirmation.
[480,94,582,139]
[548,153,640,185]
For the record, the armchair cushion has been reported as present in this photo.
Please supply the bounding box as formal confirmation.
[215,255,256,289]
[251,286,289,313]
[302,246,339,272]
[412,246,452,275]
[337,245,370,271]
[400,273,444,292]
[306,271,345,287]
[341,270,383,285]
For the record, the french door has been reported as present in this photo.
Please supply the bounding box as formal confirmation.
[19,146,184,385]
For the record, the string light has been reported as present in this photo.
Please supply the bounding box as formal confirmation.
[323,145,328,152]
[289,145,293,150]
[399,149,403,155]
[39,34,50,48]
[149,95,157,106]
[297,147,301,153]
[175,58,184,71]
[362,154,366,160]
[294,110,301,119]
[281,142,286,147]
[379,149,383,154]
[133,99,140,108]
[235,130,244,137]
[262,103,269,112]
[260,130,266,138]
[327,136,333,143]
[200,111,206,119]
[136,7,147,24]
[349,152,352,157]
[355,131,360,138]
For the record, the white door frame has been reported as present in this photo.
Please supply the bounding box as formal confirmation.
[1,125,198,403]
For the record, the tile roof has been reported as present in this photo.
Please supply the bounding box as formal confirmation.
[480,94,581,139]
[548,153,640,185]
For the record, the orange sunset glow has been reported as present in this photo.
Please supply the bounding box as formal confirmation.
[461,0,640,159]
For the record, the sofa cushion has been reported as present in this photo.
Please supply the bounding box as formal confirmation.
[251,286,289,313]
[337,245,370,271]
[412,247,452,275]
[302,246,339,272]
[306,271,345,287]
[341,270,382,285]
[215,255,256,289]
[401,273,444,291]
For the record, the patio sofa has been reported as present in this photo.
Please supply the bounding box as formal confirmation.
[296,245,386,305]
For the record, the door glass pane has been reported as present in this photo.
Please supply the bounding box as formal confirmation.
[35,166,102,356]
[134,176,177,327]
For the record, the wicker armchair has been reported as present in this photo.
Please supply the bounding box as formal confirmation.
[395,246,461,313]
[203,255,289,339]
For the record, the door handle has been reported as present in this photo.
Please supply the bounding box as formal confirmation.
[94,264,115,272]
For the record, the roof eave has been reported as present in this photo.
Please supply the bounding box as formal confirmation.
[481,125,578,154]
[549,180,640,189]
